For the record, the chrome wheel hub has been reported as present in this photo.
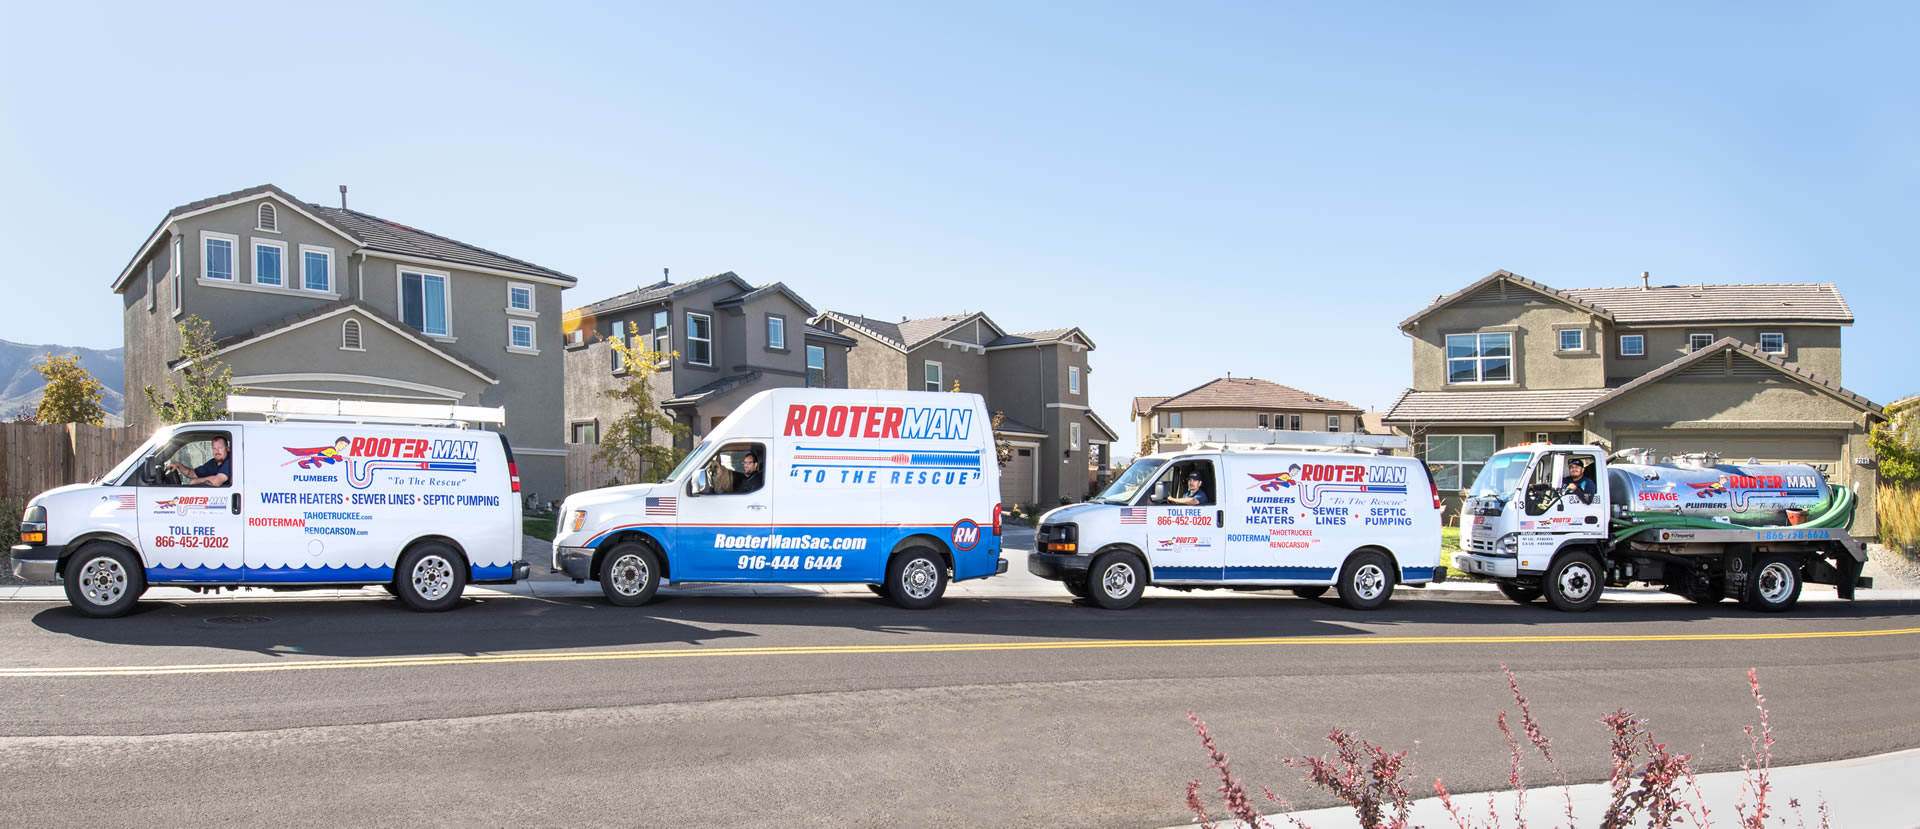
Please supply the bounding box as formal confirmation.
[1102,562,1136,599]
[1558,563,1595,600]
[610,553,648,596]
[901,558,939,600]
[1757,562,1794,603]
[411,554,455,601]
[1352,563,1387,601]
[78,556,127,606]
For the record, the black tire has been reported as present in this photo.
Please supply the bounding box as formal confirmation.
[600,542,661,607]
[1543,550,1603,612]
[886,547,948,609]
[1063,578,1090,598]
[1088,550,1147,609]
[1743,554,1803,613]
[1290,586,1330,599]
[1336,550,1396,610]
[63,542,146,618]
[1497,582,1543,605]
[393,542,467,612]
[866,583,891,598]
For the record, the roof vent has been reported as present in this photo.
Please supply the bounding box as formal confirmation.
[1640,270,1649,290]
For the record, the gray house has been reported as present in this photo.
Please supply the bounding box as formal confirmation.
[113,184,576,499]
[811,311,1118,507]
[1383,270,1885,534]
[562,272,856,481]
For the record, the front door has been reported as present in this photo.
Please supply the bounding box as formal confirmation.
[675,441,773,580]
[1142,459,1225,581]
[136,428,246,582]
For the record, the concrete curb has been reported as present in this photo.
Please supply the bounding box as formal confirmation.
[1182,746,1920,828]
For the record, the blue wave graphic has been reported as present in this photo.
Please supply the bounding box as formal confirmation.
[147,562,515,584]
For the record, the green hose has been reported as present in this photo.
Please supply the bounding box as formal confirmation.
[1609,485,1856,543]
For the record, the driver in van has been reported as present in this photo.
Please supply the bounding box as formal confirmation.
[1562,459,1596,502]
[167,435,232,487]
[735,449,765,494]
[1168,471,1211,506]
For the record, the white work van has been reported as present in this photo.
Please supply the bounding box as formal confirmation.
[1028,431,1444,609]
[9,397,528,617]
[553,388,1007,609]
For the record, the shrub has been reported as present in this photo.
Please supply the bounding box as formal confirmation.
[0,499,20,548]
[1880,486,1919,554]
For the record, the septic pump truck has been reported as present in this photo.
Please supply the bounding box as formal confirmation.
[1451,443,1871,612]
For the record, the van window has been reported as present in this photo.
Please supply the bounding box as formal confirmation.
[702,442,767,495]
[146,430,235,488]
[1149,459,1214,506]
[664,440,709,482]
[1093,458,1165,504]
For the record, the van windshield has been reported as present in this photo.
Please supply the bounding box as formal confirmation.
[1469,451,1533,501]
[1092,458,1167,504]
[663,441,709,483]
[99,435,161,485]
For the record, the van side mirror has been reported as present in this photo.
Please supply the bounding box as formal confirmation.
[1149,481,1168,504]
[690,468,711,496]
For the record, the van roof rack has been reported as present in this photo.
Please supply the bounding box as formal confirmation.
[1175,428,1409,454]
[227,395,506,428]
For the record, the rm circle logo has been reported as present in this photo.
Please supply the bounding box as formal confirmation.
[951,519,981,551]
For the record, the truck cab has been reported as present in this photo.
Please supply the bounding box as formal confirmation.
[1459,444,1609,574]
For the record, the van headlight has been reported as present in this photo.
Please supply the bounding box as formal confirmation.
[569,509,588,532]
[1497,534,1519,556]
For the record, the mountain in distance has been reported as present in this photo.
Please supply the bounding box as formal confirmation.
[0,340,125,425]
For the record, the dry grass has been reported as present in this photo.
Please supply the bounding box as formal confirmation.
[1880,486,1920,555]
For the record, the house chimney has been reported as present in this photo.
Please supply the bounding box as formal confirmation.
[1641,270,1649,290]
[338,185,348,209]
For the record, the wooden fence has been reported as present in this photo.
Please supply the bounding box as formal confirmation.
[565,445,625,497]
[0,424,141,503]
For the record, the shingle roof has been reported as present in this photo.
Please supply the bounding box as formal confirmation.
[802,324,857,346]
[308,205,575,283]
[1149,377,1362,414]
[712,281,818,317]
[1381,388,1606,423]
[993,415,1049,437]
[662,371,763,408]
[1567,337,1880,417]
[1560,283,1853,325]
[1132,396,1169,418]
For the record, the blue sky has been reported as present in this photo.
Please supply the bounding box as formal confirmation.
[3,2,1913,446]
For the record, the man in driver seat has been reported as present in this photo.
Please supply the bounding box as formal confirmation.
[1562,459,1596,501]
[1168,471,1210,506]
[166,435,232,487]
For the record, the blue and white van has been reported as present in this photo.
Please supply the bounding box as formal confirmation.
[554,388,1007,608]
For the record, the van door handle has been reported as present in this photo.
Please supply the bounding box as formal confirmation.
[232,497,242,515]
[1216,509,1224,527]
[748,504,768,510]
[1584,516,1598,524]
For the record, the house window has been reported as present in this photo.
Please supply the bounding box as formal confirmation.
[1258,414,1269,428]
[1445,332,1513,384]
[1689,333,1714,352]
[1327,415,1341,432]
[571,421,599,445]
[202,233,236,281]
[1426,434,1498,491]
[686,312,712,366]
[507,283,534,314]
[257,202,277,232]
[651,310,670,354]
[1535,432,1550,443]
[1619,334,1645,357]
[1557,329,1584,352]
[924,361,943,392]
[399,270,449,337]
[767,315,785,350]
[1070,422,1081,450]
[508,320,536,352]
[567,328,585,348]
[146,264,155,312]
[1290,414,1302,431]
[170,237,183,314]
[300,246,332,292]
[253,239,285,287]
[610,321,627,372]
[1759,332,1786,354]
[341,319,363,351]
[1168,412,1183,429]
[806,345,827,387]
[1069,366,1080,394]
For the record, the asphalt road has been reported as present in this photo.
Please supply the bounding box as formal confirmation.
[2,567,1919,827]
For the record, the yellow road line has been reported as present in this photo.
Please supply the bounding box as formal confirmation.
[5,626,1919,678]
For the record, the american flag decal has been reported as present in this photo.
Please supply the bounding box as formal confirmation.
[1119,507,1146,525]
[645,497,677,516]
[117,494,137,510]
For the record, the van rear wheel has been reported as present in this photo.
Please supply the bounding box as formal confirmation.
[1336,551,1395,610]
[394,542,466,612]
[1290,586,1329,600]
[1497,582,1543,604]
[63,542,145,618]
[886,547,948,609]
[601,543,661,607]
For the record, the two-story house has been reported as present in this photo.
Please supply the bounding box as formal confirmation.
[811,311,1119,507]
[113,184,576,499]
[1382,270,1885,533]
[1132,377,1364,454]
[561,273,857,486]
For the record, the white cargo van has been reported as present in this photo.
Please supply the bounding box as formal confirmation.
[1028,431,1443,609]
[553,388,1007,608]
[9,397,527,617]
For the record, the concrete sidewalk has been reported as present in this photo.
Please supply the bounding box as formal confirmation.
[1190,746,1920,828]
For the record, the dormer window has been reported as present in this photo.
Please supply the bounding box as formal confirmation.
[257,202,277,232]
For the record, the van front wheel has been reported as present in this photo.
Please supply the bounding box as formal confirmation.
[1089,551,1147,609]
[64,542,146,618]
[601,543,661,607]
[394,542,467,612]
[887,547,948,609]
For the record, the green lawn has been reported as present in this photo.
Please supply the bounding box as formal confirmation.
[1438,526,1462,580]
[523,514,557,541]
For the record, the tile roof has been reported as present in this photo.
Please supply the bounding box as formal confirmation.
[662,371,763,408]
[987,327,1095,349]
[819,313,907,348]
[1085,411,1121,442]
[309,205,575,282]
[802,324,857,346]
[897,314,979,348]
[712,281,819,317]
[1132,396,1169,418]
[1381,388,1606,423]
[1149,377,1362,414]
[175,299,497,383]
[1559,283,1853,325]
[993,415,1049,437]
[1567,337,1881,417]
[1400,270,1614,331]
[572,272,748,317]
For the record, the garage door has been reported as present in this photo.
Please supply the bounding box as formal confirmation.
[1000,447,1036,506]
[1612,431,1843,473]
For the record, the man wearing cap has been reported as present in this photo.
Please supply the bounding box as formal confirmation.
[1168,471,1211,506]
[734,448,765,494]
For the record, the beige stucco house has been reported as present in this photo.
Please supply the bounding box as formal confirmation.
[1132,377,1364,455]
[1383,270,1885,534]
